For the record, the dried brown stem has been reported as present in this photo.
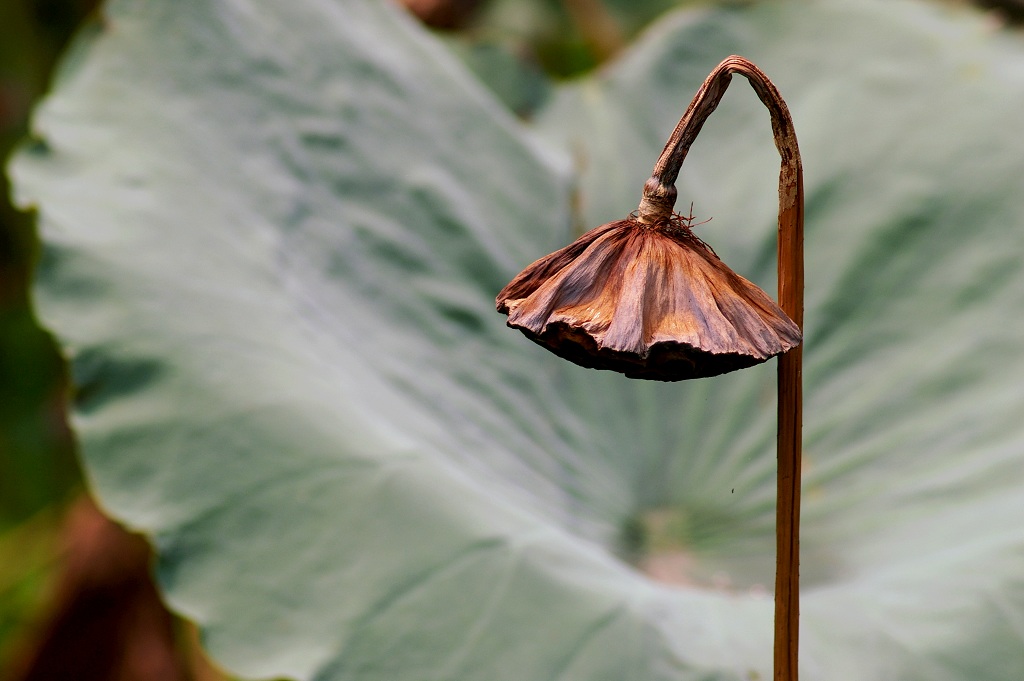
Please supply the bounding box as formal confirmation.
[637,56,804,681]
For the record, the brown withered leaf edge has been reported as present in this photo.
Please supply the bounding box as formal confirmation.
[496,214,801,381]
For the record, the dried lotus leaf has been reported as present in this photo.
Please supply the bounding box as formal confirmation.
[496,216,800,381]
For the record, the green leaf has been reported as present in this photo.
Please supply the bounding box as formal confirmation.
[11,0,1024,680]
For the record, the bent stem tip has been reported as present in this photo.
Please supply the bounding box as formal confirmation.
[640,55,804,681]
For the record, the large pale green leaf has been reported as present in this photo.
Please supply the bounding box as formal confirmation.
[10,0,1024,679]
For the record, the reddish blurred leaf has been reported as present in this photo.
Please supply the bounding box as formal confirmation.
[6,497,189,681]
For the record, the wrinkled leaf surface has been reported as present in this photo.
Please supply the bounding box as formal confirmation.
[11,0,1024,679]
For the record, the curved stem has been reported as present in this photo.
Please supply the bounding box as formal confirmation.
[639,56,804,681]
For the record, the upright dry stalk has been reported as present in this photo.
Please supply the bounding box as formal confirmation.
[640,56,804,681]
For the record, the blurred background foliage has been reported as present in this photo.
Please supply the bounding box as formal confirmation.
[0,0,94,675]
[0,0,92,533]
[0,0,1020,678]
